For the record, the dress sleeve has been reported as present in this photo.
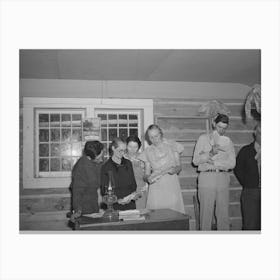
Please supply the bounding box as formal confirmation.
[169,140,184,154]
[138,149,149,163]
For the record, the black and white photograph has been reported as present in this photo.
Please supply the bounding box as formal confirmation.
[1,1,280,280]
[19,49,261,232]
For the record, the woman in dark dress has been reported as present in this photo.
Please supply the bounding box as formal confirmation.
[70,141,104,221]
[101,137,138,211]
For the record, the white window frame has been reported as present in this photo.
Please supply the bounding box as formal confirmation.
[23,97,153,189]
[35,108,86,178]
[95,109,143,157]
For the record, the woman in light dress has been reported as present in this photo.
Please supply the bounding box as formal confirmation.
[138,124,185,214]
[124,135,148,209]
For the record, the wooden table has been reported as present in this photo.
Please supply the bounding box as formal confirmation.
[72,209,189,231]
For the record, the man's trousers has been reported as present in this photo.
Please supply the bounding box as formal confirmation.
[198,172,230,230]
[241,188,261,230]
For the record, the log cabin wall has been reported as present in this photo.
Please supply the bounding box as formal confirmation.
[154,98,257,230]
[20,97,256,230]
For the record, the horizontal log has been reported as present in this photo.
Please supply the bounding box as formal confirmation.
[164,130,254,144]
[157,117,208,130]
[154,101,245,117]
[20,220,70,231]
[177,142,244,157]
[20,210,70,230]
[20,196,71,213]
[21,188,70,196]
[157,117,257,131]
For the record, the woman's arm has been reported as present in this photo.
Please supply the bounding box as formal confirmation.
[143,161,152,183]
[167,151,182,175]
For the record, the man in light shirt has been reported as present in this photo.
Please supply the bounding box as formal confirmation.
[234,123,261,230]
[193,114,236,230]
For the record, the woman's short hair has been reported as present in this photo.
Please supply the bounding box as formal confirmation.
[214,113,229,124]
[84,141,104,160]
[145,124,163,145]
[109,137,126,156]
[126,135,142,149]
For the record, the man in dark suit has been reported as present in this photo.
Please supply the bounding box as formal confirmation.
[234,123,261,230]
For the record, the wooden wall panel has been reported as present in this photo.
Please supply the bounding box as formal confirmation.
[154,99,245,117]
[158,116,257,131]
[163,130,254,144]
[20,195,71,213]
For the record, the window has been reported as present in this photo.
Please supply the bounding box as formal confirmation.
[22,97,153,189]
[35,109,85,177]
[96,110,142,157]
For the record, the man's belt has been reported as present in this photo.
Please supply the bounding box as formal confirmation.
[203,169,228,173]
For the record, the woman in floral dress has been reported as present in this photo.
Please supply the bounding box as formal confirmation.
[138,124,185,214]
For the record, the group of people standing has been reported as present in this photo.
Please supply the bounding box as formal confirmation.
[70,124,185,222]
[71,116,261,231]
[193,113,261,230]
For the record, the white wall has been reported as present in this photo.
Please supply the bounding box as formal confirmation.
[20,79,250,100]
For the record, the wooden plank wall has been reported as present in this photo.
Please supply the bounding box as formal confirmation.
[154,98,257,230]
[20,98,257,231]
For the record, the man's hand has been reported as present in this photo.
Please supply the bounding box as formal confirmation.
[209,145,219,157]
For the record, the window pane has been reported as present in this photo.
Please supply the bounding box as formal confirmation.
[119,114,128,127]
[61,114,71,127]
[98,114,107,120]
[109,129,117,141]
[129,123,138,127]
[62,157,72,171]
[72,142,82,157]
[98,114,107,127]
[37,109,85,176]
[39,158,49,172]
[51,129,60,142]
[101,129,107,141]
[39,129,49,142]
[50,114,60,127]
[129,114,138,120]
[62,129,71,142]
[119,128,128,140]
[108,114,117,127]
[39,144,49,157]
[39,114,49,127]
[51,158,60,171]
[72,114,82,127]
[51,143,60,156]
[129,114,138,127]
[61,143,71,156]
[129,128,138,137]
[72,129,82,142]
